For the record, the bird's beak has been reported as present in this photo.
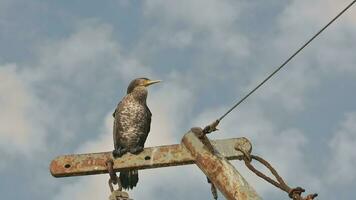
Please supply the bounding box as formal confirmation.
[144,80,161,86]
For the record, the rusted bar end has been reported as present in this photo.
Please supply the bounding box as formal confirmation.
[50,152,112,177]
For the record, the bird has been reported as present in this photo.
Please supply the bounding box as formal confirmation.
[112,77,161,190]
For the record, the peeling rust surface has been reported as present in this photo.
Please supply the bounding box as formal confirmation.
[50,137,250,178]
[182,130,261,200]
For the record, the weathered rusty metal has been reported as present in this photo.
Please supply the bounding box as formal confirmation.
[50,137,251,178]
[182,128,261,200]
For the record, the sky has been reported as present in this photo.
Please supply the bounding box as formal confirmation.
[0,0,356,199]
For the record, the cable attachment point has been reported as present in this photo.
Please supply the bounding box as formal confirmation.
[202,120,220,135]
[289,187,318,200]
[304,194,318,200]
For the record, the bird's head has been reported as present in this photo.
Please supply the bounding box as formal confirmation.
[127,78,161,94]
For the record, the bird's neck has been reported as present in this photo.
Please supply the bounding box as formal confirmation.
[130,86,148,103]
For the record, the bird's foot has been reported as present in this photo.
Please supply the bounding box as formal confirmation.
[112,147,128,158]
[129,146,144,155]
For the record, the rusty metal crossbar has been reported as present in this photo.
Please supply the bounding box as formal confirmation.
[50,135,251,178]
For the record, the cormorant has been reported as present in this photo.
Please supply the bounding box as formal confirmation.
[112,77,161,190]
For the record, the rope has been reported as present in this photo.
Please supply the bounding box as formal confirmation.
[202,0,356,134]
[235,146,318,200]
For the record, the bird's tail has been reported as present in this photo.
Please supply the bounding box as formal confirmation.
[119,170,139,190]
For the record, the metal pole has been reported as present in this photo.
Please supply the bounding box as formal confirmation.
[182,128,261,200]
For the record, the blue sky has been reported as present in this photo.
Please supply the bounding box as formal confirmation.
[1,0,356,199]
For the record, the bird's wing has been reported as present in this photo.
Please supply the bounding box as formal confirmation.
[112,109,117,118]
[145,104,152,134]
[113,101,122,150]
[138,104,152,148]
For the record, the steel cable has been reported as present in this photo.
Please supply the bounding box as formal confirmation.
[217,0,356,123]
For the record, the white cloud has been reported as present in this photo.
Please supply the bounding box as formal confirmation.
[144,0,241,30]
[245,62,319,111]
[327,112,356,184]
[138,0,249,60]
[0,63,45,157]
[157,30,193,49]
[39,23,116,72]
[29,19,151,85]
[279,0,356,31]
[147,77,194,144]
[74,114,114,154]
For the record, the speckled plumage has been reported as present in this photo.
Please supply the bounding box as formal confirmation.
[112,78,158,190]
[113,85,151,155]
